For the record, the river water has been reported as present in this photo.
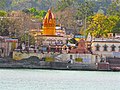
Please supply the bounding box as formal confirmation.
[0,69,120,90]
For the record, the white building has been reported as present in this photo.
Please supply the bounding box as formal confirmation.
[56,26,66,36]
[0,36,18,57]
[91,38,120,58]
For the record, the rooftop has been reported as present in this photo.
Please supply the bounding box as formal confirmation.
[92,38,120,43]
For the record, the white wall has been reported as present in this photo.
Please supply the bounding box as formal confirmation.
[91,42,120,57]
[55,54,101,64]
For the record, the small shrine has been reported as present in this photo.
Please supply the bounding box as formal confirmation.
[69,39,90,54]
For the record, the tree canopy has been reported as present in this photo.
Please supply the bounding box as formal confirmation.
[0,10,7,16]
[0,18,10,36]
[22,7,47,22]
[86,14,120,38]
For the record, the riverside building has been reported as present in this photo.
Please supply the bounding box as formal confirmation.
[86,33,120,58]
[30,9,68,53]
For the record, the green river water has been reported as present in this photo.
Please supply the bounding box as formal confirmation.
[0,69,120,90]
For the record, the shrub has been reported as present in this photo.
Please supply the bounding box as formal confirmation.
[45,57,54,62]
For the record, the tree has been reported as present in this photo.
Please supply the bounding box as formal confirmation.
[8,11,32,40]
[107,1,120,16]
[0,0,6,10]
[0,10,7,16]
[75,1,95,20]
[55,0,75,11]
[20,33,35,45]
[76,1,95,32]
[54,0,95,34]
[29,7,37,14]
[28,7,47,21]
[112,19,120,33]
[54,0,78,33]
[86,14,118,38]
[0,18,10,36]
[34,10,47,21]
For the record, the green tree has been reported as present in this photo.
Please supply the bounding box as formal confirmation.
[54,0,95,34]
[34,10,47,20]
[0,10,7,16]
[55,0,75,11]
[0,18,10,36]
[29,7,37,14]
[39,10,47,18]
[75,1,95,20]
[20,33,35,45]
[28,7,46,21]
[112,19,120,33]
[76,1,95,32]
[107,1,120,16]
[0,0,6,10]
[86,14,118,38]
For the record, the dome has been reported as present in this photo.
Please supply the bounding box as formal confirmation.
[43,9,55,23]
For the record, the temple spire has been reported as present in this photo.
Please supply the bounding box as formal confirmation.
[43,9,56,35]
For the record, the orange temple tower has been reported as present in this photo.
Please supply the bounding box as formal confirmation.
[43,9,56,35]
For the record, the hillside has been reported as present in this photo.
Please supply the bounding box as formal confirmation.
[0,0,113,12]
[1,0,57,10]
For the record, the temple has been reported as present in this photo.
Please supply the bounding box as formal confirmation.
[43,9,56,35]
[39,9,67,52]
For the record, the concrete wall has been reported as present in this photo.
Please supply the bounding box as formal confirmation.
[55,54,101,64]
[13,51,101,65]
[13,51,52,60]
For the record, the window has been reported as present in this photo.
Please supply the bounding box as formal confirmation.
[103,44,108,51]
[111,45,116,51]
[95,44,100,51]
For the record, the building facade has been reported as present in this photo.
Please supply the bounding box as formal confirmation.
[91,38,120,58]
[0,36,18,57]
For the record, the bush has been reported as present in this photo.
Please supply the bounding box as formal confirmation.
[45,57,54,62]
[19,56,40,64]
[75,58,83,62]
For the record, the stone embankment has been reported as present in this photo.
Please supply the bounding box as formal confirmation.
[0,57,98,70]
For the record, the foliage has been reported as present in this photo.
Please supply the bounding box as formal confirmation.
[75,1,95,20]
[75,1,95,32]
[0,18,10,36]
[0,0,113,12]
[1,0,120,38]
[20,33,35,45]
[28,7,47,21]
[107,1,120,16]
[0,0,6,9]
[55,0,75,11]
[45,57,54,62]
[105,1,120,34]
[29,7,37,14]
[112,19,120,33]
[22,9,30,14]
[0,10,7,16]
[54,0,95,34]
[7,11,32,39]
[75,58,83,62]
[86,14,119,38]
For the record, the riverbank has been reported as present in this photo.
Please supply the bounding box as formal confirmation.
[0,57,97,70]
[0,57,119,71]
